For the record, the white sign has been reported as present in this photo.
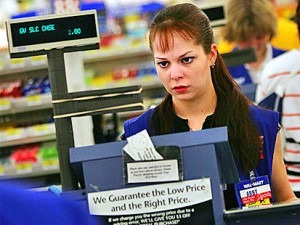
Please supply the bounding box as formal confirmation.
[88,178,212,216]
[127,159,179,183]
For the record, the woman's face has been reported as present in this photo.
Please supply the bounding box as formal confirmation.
[152,33,217,103]
[236,34,268,62]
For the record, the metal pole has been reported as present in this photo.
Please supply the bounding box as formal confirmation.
[47,49,78,191]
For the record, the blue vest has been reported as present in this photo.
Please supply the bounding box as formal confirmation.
[123,105,279,206]
[228,47,286,85]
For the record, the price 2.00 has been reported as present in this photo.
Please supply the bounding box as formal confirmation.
[68,28,81,35]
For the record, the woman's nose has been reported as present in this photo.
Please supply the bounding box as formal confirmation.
[170,64,183,80]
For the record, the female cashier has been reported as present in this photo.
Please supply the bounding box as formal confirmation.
[121,3,297,209]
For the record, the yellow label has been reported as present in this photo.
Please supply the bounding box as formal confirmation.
[0,165,4,175]
[142,75,156,82]
[10,58,25,68]
[0,98,11,110]
[42,159,59,170]
[26,95,42,106]
[5,128,22,136]
[29,56,46,66]
[261,198,271,205]
[10,58,24,64]
[30,55,46,62]
[33,124,49,132]
[27,95,41,102]
[16,162,33,173]
[245,198,271,208]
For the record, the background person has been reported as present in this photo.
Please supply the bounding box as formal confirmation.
[218,0,300,53]
[220,0,286,88]
[256,0,300,198]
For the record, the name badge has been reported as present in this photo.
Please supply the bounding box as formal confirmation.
[237,175,272,208]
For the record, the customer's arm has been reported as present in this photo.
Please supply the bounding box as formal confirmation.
[271,132,298,203]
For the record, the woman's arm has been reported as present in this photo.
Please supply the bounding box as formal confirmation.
[271,132,298,203]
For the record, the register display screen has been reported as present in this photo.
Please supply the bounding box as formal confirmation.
[200,2,227,27]
[6,10,99,54]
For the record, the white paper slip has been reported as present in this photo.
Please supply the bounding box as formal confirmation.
[123,129,163,161]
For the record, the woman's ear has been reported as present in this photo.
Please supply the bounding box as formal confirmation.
[210,43,218,65]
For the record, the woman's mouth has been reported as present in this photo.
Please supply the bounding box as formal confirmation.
[173,85,188,93]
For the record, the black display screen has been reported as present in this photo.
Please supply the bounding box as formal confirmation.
[202,6,225,22]
[6,10,100,57]
[10,13,98,47]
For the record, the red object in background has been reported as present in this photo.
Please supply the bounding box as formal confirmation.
[10,145,39,163]
[113,68,123,80]
[100,34,114,47]
[10,81,23,98]
[113,67,137,80]
[128,67,137,78]
[0,81,23,98]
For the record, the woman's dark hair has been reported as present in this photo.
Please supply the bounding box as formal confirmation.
[149,3,261,172]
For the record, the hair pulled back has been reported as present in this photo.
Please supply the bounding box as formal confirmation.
[149,3,261,172]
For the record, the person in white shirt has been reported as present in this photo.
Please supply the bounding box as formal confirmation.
[256,0,300,197]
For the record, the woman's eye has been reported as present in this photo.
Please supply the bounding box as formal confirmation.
[182,57,194,64]
[157,61,169,68]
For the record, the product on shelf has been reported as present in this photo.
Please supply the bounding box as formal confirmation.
[113,66,138,80]
[0,141,59,177]
[21,77,51,96]
[10,145,39,174]
[39,142,59,170]
[89,61,158,89]
[0,81,23,98]
[10,145,39,163]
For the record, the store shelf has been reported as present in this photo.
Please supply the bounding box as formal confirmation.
[0,133,56,148]
[0,167,59,180]
[0,38,160,187]
[88,75,162,90]
[0,63,48,76]
[84,45,151,63]
[0,94,52,115]
[0,1,163,188]
[7,102,52,114]
[0,47,151,77]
